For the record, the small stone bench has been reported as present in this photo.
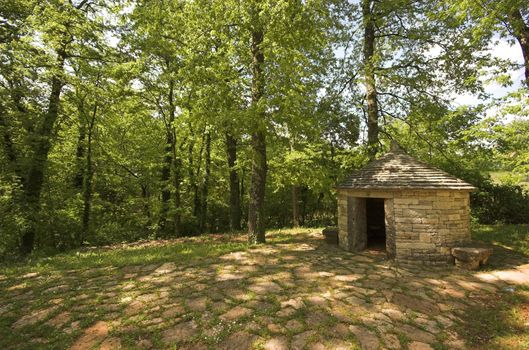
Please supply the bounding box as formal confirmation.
[451,247,493,270]
[322,227,339,245]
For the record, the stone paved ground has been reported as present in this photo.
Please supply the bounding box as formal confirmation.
[1,230,529,349]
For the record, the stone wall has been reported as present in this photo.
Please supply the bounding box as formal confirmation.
[384,198,396,258]
[393,190,471,264]
[337,193,349,250]
[337,189,472,264]
[337,194,366,252]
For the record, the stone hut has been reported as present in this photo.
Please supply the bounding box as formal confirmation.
[336,146,475,265]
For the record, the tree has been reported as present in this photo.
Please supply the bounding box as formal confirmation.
[362,0,380,159]
[0,0,108,254]
[340,0,494,157]
[447,0,529,90]
[127,0,188,237]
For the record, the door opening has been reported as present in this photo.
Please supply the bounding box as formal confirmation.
[366,198,386,250]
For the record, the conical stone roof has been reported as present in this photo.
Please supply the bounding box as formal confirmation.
[337,147,475,191]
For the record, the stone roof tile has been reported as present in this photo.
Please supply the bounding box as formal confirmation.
[337,148,475,191]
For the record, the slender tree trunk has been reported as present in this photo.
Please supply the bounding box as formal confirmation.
[187,137,199,220]
[141,184,151,225]
[158,132,172,235]
[20,49,66,255]
[362,0,379,160]
[81,103,97,243]
[300,186,308,226]
[193,134,205,220]
[74,118,86,190]
[240,167,245,225]
[509,9,529,90]
[292,185,300,228]
[158,79,177,237]
[0,110,17,168]
[248,25,267,244]
[199,131,211,233]
[173,156,181,237]
[226,132,241,231]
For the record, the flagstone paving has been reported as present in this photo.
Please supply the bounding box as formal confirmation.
[1,230,529,349]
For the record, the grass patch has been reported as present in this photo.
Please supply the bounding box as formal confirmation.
[459,286,529,350]
[0,234,248,277]
[472,224,529,255]
[463,224,529,349]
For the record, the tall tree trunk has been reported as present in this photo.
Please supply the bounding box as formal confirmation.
[248,26,267,244]
[141,184,151,225]
[81,103,97,243]
[240,167,245,225]
[0,110,17,169]
[74,118,86,190]
[187,137,199,220]
[192,133,205,220]
[173,156,181,237]
[20,49,66,255]
[509,9,529,90]
[199,131,211,233]
[300,186,308,226]
[362,0,379,160]
[158,79,177,237]
[158,130,172,235]
[226,132,241,231]
[292,185,300,228]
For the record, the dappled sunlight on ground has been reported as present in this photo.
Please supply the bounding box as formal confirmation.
[0,229,528,349]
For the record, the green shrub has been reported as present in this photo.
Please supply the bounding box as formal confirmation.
[471,181,529,224]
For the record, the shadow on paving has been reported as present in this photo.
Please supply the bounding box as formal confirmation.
[0,229,528,350]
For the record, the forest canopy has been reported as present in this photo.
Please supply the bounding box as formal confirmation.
[0,0,528,259]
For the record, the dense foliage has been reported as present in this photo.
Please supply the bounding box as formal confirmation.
[0,0,528,259]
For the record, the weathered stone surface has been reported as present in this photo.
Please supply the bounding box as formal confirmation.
[187,297,207,312]
[276,307,297,318]
[162,321,198,343]
[263,336,289,350]
[70,321,109,350]
[326,339,351,350]
[248,281,282,294]
[217,331,255,350]
[280,298,304,310]
[99,337,121,350]
[47,311,71,328]
[305,295,327,306]
[154,262,175,275]
[3,228,527,350]
[452,247,493,270]
[219,306,252,321]
[162,304,185,318]
[137,338,153,349]
[12,306,59,329]
[267,323,284,333]
[285,319,304,333]
[349,325,379,350]
[398,324,436,343]
[291,330,317,350]
[408,341,434,350]
[392,293,440,315]
[382,333,401,349]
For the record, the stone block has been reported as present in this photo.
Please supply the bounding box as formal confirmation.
[451,247,493,270]
[322,227,339,245]
[398,242,436,250]
[395,217,423,224]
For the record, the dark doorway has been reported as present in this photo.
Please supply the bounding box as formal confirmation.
[366,198,386,249]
